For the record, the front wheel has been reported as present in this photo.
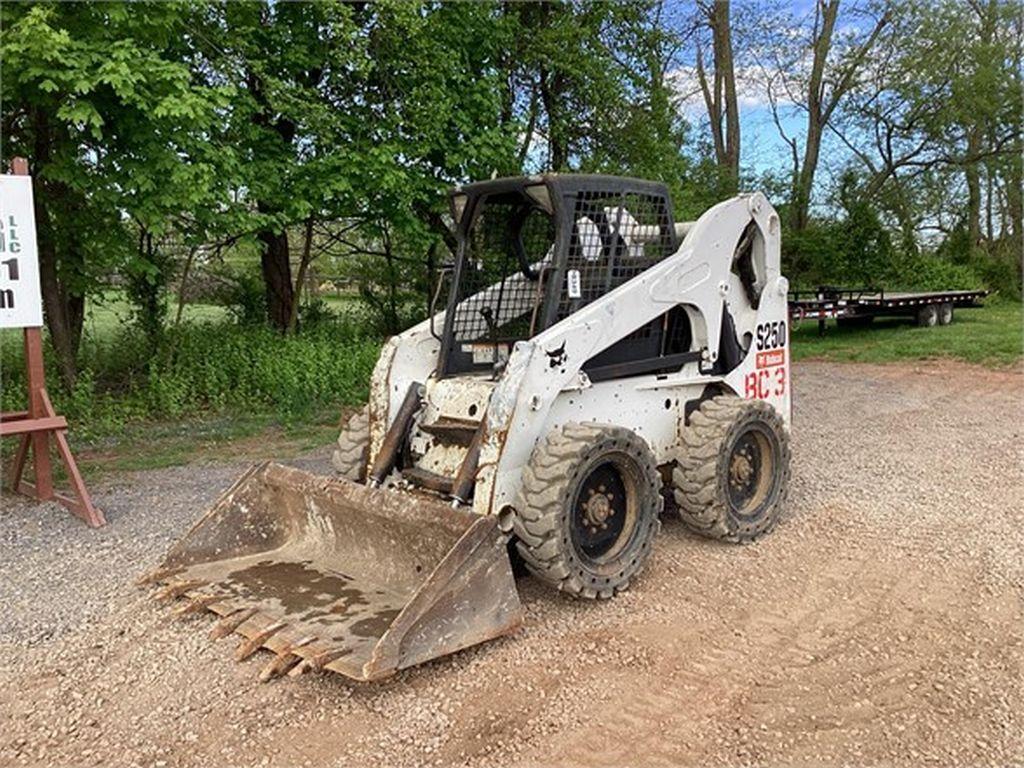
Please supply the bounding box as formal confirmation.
[672,396,790,542]
[513,423,662,599]
[331,406,369,482]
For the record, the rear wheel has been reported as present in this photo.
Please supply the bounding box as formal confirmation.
[672,396,790,542]
[513,423,662,599]
[332,406,369,481]
[916,304,938,327]
[938,302,954,325]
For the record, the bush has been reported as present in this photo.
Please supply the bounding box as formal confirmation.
[890,253,984,292]
[217,268,267,326]
[0,319,382,439]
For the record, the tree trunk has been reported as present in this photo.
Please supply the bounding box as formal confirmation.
[965,128,982,247]
[538,64,568,171]
[712,1,740,186]
[257,229,294,331]
[31,109,81,389]
[794,117,824,232]
[695,44,725,165]
[287,216,315,334]
[696,2,740,190]
[791,0,840,232]
[1008,147,1023,244]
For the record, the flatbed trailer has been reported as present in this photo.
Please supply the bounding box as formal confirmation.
[789,286,989,334]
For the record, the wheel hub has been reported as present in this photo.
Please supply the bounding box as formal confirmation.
[572,461,632,562]
[729,450,754,487]
[583,488,615,529]
[726,427,777,517]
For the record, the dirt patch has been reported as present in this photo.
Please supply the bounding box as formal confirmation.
[1,361,1021,767]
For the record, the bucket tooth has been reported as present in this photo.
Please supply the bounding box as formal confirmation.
[259,654,301,683]
[288,647,350,678]
[210,608,257,640]
[172,594,222,617]
[307,648,351,672]
[234,621,287,661]
[155,579,207,601]
[258,637,315,683]
[136,567,180,586]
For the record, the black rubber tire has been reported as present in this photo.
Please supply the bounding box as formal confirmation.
[938,302,954,325]
[513,423,662,599]
[916,304,938,327]
[672,395,790,543]
[331,406,369,482]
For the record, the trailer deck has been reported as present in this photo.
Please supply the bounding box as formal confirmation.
[789,286,989,333]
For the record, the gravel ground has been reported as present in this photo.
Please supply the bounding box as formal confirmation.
[1,360,1021,768]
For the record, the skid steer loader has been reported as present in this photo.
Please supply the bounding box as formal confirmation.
[145,175,792,682]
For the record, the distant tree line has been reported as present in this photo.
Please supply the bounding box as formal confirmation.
[2,0,1019,389]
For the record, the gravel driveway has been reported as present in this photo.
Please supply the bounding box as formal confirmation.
[1,360,1021,767]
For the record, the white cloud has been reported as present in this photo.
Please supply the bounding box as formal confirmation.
[667,64,799,119]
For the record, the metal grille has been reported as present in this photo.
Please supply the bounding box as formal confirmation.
[450,198,553,343]
[556,190,674,321]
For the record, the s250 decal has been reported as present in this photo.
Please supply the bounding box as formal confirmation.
[746,321,788,401]
[755,320,786,351]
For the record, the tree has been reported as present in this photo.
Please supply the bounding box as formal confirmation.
[831,0,1021,259]
[694,0,741,189]
[1,3,227,386]
[755,0,890,231]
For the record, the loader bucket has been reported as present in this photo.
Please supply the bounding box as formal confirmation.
[144,462,522,682]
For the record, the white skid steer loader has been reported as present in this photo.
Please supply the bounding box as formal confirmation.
[146,175,792,682]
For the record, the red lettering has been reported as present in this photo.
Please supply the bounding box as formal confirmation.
[744,372,758,399]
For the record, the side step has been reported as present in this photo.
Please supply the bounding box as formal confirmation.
[402,466,454,494]
[418,417,479,446]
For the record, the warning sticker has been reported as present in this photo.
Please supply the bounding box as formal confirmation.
[756,349,785,369]
[468,343,509,365]
[566,269,582,299]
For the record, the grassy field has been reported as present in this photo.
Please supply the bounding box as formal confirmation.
[790,299,1022,368]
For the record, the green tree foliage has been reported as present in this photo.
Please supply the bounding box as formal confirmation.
[1,2,229,386]
[832,0,1021,294]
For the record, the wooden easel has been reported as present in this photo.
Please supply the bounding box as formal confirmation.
[0,157,105,527]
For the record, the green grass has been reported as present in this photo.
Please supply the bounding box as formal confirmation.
[84,290,230,337]
[74,412,345,478]
[790,299,1022,367]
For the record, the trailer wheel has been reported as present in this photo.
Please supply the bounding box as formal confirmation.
[672,396,790,542]
[916,304,939,327]
[513,423,662,599]
[331,406,369,482]
[938,302,954,325]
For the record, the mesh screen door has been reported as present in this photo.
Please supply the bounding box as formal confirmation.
[443,192,555,373]
[554,188,675,324]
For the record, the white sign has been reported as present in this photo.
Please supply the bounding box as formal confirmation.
[0,175,43,328]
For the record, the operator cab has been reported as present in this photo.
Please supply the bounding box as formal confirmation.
[437,174,681,378]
